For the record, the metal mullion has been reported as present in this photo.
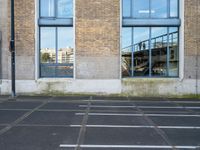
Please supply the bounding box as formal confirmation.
[167,0,170,18]
[55,27,58,76]
[131,27,134,77]
[167,27,170,76]
[54,0,57,18]
[39,27,41,77]
[131,0,133,18]
[178,0,180,18]
[149,27,152,77]
[149,0,151,18]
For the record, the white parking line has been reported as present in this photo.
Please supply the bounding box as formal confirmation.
[75,113,200,117]
[79,105,136,108]
[139,106,200,109]
[59,144,199,149]
[70,125,200,129]
[79,105,200,109]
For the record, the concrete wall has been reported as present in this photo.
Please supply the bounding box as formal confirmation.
[0,0,9,80]
[75,0,120,79]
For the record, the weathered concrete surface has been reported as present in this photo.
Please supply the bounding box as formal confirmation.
[122,78,200,97]
[0,79,121,95]
[75,0,120,79]
[0,0,9,80]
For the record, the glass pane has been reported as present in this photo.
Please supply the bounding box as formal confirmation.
[133,27,150,76]
[169,27,179,76]
[57,27,74,64]
[123,0,131,18]
[40,64,73,77]
[56,65,73,77]
[40,64,56,77]
[133,0,150,18]
[122,28,132,77]
[40,27,56,64]
[40,0,55,17]
[151,0,167,18]
[57,0,73,18]
[57,27,74,77]
[170,0,178,17]
[151,27,168,76]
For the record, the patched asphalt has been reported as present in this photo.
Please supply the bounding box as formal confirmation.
[0,96,200,150]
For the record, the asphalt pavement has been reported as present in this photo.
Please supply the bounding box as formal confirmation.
[0,96,200,150]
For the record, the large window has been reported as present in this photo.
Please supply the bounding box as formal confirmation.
[122,0,180,78]
[40,0,73,18]
[123,0,178,18]
[39,0,73,78]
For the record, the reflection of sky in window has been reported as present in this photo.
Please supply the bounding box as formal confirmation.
[58,27,73,49]
[170,0,178,17]
[151,27,167,39]
[133,0,149,18]
[41,28,56,49]
[123,0,131,17]
[122,28,132,48]
[151,0,167,18]
[40,27,73,49]
[57,0,73,18]
[40,0,54,17]
[123,0,178,18]
[134,28,149,44]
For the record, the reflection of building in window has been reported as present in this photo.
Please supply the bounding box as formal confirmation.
[58,47,74,63]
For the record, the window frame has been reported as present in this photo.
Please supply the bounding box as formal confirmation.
[38,0,74,78]
[122,0,179,19]
[121,0,180,78]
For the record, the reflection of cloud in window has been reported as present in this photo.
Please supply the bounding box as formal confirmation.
[58,0,72,16]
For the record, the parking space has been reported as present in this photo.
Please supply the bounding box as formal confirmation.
[0,96,200,150]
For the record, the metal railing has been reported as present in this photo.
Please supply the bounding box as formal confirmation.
[122,31,178,54]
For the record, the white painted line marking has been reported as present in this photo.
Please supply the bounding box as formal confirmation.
[79,105,200,109]
[138,106,200,109]
[59,144,199,149]
[79,105,136,108]
[70,125,200,129]
[75,113,200,117]
[70,125,155,128]
[59,144,77,147]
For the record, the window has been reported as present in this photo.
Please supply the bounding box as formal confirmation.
[123,0,178,18]
[40,0,73,18]
[39,0,73,78]
[122,0,180,78]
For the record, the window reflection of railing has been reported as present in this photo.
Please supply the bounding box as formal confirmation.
[122,31,178,77]
[40,63,73,78]
[122,31,178,53]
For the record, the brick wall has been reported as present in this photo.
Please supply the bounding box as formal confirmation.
[75,0,120,79]
[184,0,200,79]
[7,0,35,80]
